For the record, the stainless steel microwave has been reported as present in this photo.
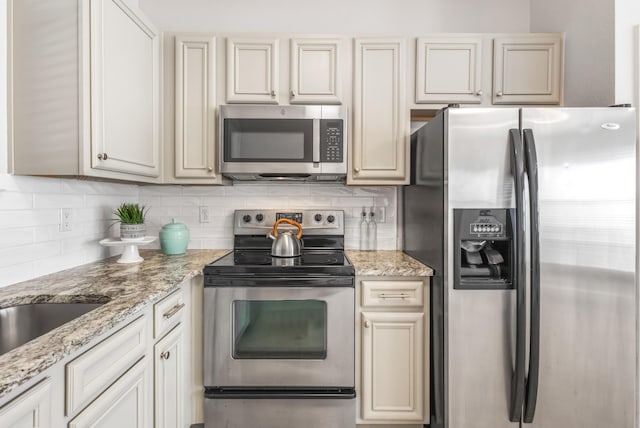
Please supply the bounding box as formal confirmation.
[219,105,347,182]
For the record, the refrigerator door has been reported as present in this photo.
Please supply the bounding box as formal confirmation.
[446,108,521,428]
[522,108,636,427]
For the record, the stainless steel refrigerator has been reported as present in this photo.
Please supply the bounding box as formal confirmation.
[402,107,637,428]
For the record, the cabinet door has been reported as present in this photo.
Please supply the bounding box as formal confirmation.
[290,38,342,104]
[351,39,408,185]
[361,311,424,422]
[90,0,161,177]
[416,36,483,104]
[69,358,150,428]
[226,38,279,104]
[174,35,218,180]
[154,325,185,428]
[493,34,563,105]
[0,378,52,428]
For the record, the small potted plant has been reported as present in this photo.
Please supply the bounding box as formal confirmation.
[113,203,148,241]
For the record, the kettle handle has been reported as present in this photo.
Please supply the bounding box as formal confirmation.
[272,218,303,239]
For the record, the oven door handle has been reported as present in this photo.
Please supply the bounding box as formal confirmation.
[205,276,355,288]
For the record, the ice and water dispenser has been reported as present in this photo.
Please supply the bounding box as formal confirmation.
[453,209,515,289]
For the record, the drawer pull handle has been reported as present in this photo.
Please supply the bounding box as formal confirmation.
[364,320,371,328]
[163,302,185,319]
[379,292,410,300]
[160,351,171,360]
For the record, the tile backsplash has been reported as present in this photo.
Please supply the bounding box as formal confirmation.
[0,175,398,288]
[140,183,398,251]
[0,174,139,287]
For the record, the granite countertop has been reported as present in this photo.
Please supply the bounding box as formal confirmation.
[0,249,229,401]
[0,248,431,401]
[345,250,434,277]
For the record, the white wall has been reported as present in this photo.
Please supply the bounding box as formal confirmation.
[139,0,531,34]
[530,0,616,106]
[614,0,640,105]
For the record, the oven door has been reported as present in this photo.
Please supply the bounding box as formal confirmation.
[204,277,354,388]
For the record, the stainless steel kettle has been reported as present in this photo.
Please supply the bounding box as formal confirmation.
[268,218,303,257]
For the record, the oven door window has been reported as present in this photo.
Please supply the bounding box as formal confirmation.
[224,119,314,162]
[232,300,327,359]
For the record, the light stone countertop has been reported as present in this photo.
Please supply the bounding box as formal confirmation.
[0,248,432,401]
[0,249,230,401]
[345,250,434,277]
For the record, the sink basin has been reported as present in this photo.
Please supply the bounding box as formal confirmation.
[0,302,105,356]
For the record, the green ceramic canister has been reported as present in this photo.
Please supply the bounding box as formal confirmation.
[159,219,190,255]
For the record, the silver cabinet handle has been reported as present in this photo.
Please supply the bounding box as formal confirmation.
[496,91,503,97]
[271,90,276,97]
[379,292,410,300]
[160,351,170,360]
[475,90,483,97]
[163,302,185,320]
[364,320,371,328]
[97,153,108,160]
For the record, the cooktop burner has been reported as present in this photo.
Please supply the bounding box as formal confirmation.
[204,249,354,277]
[204,209,355,277]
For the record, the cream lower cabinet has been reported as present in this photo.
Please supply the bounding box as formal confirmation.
[351,39,409,185]
[152,283,191,428]
[357,277,430,425]
[154,325,185,428]
[0,378,53,428]
[68,358,150,428]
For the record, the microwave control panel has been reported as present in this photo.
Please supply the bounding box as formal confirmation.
[320,120,344,163]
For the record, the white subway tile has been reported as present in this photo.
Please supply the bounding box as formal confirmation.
[0,228,35,248]
[0,261,36,288]
[33,193,85,209]
[0,241,61,267]
[0,191,34,210]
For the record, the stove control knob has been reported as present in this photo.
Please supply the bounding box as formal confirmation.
[242,214,252,223]
[314,214,323,222]
[327,215,335,224]
[255,213,264,223]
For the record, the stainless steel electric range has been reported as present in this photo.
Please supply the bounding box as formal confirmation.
[203,209,356,428]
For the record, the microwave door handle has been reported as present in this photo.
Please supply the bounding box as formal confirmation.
[313,119,320,163]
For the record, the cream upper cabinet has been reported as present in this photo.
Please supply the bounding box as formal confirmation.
[290,38,342,104]
[168,35,220,183]
[226,38,279,104]
[493,34,564,105]
[356,277,430,424]
[351,38,408,185]
[0,379,53,428]
[9,0,161,183]
[415,36,484,104]
[90,0,161,178]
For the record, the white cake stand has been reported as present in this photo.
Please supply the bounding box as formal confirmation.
[99,236,157,263]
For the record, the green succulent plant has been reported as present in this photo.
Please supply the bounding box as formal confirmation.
[113,203,148,225]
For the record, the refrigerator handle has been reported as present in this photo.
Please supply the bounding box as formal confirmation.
[508,128,527,422]
[523,129,541,423]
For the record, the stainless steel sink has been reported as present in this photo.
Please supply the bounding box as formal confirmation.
[0,302,105,356]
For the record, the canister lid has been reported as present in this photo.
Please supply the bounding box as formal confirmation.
[161,218,188,231]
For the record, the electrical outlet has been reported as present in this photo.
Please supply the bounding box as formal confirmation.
[199,206,210,223]
[371,206,386,223]
[59,208,72,232]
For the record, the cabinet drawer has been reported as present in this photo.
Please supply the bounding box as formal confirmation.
[154,288,186,339]
[361,280,424,307]
[66,316,147,415]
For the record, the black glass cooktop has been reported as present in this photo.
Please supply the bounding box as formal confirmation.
[204,249,354,277]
